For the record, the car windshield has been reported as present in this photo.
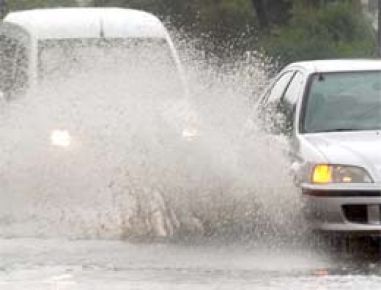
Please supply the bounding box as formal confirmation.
[38,38,182,94]
[303,71,381,133]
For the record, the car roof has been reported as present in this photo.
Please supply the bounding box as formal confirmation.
[3,8,168,40]
[285,59,381,74]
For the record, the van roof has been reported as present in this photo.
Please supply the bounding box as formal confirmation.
[3,8,169,40]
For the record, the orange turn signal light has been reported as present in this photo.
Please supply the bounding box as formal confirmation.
[312,165,333,184]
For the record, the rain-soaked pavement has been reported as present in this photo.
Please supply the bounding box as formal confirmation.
[1,238,381,289]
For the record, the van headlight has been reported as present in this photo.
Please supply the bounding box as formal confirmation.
[182,126,199,141]
[181,114,200,142]
[312,164,373,184]
[50,130,72,148]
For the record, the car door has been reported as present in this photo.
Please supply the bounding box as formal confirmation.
[279,71,307,185]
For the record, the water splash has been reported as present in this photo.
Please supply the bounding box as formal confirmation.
[0,32,305,243]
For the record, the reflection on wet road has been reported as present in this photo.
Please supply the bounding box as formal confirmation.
[1,238,381,289]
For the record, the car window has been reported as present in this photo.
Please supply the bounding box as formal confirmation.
[0,35,17,96]
[13,41,28,98]
[276,71,304,135]
[265,71,294,104]
[0,35,28,99]
[303,71,381,133]
[37,38,182,98]
[260,71,295,135]
[283,71,304,107]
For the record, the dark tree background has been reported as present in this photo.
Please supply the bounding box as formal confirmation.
[5,0,377,65]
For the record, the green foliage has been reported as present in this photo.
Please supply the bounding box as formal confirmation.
[2,0,378,63]
[7,0,78,11]
[261,2,376,66]
[129,0,258,57]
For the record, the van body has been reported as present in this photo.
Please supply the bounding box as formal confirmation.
[0,8,186,100]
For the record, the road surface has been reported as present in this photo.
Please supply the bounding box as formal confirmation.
[1,238,381,289]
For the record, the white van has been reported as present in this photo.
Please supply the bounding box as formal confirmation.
[0,8,201,239]
[0,8,198,144]
[0,7,187,100]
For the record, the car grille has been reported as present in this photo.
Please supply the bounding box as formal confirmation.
[343,205,368,224]
[304,190,381,197]
[343,204,381,224]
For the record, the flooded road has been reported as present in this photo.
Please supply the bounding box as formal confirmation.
[1,58,380,289]
[1,238,381,289]
[0,14,379,289]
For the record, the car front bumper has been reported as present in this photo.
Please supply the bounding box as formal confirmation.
[302,183,381,234]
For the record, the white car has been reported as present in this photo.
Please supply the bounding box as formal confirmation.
[257,59,381,235]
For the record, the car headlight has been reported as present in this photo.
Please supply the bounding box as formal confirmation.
[50,129,72,148]
[182,126,199,141]
[181,114,200,142]
[311,164,373,184]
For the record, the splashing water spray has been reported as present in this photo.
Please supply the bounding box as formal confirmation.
[0,23,306,245]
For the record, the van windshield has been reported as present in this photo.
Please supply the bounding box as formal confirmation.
[303,71,381,133]
[38,38,182,94]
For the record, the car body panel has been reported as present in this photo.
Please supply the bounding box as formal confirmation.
[302,131,381,182]
[4,8,169,40]
[284,59,381,75]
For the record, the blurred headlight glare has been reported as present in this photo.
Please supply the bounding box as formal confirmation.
[51,130,72,148]
[182,127,199,141]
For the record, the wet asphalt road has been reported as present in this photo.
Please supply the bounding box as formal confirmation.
[1,238,381,290]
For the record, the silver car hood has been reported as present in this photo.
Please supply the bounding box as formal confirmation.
[303,131,381,182]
